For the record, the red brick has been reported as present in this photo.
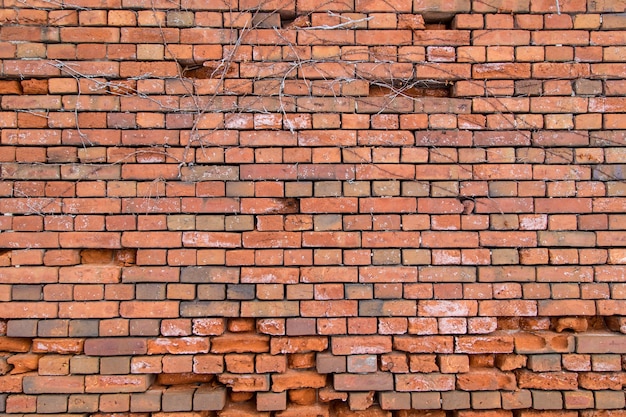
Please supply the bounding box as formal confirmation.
[0,231,60,248]
[396,373,455,391]
[59,265,120,284]
[360,266,417,283]
[456,335,514,353]
[419,266,476,283]
[472,0,528,12]
[474,30,530,45]
[537,266,593,282]
[59,26,119,42]
[240,267,299,284]
[332,335,391,354]
[59,301,120,319]
[421,231,478,248]
[474,63,531,79]
[0,338,33,356]
[479,300,537,316]
[360,198,417,214]
[121,232,182,248]
[272,370,326,392]
[457,369,517,390]
[418,300,477,317]
[394,336,454,353]
[0,302,57,318]
[241,301,299,317]
[148,337,209,355]
[0,266,58,284]
[217,373,270,392]
[3,60,61,77]
[514,331,574,354]
[121,301,179,318]
[517,370,578,390]
[270,336,328,354]
[211,333,270,353]
[302,232,360,248]
[531,0,586,12]
[5,393,37,413]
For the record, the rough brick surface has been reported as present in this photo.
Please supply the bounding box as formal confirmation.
[0,0,625,415]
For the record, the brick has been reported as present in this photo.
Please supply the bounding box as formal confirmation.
[517,370,578,390]
[0,337,31,352]
[147,337,209,354]
[23,376,85,394]
[528,354,561,372]
[332,335,391,354]
[335,372,394,391]
[190,385,226,411]
[579,373,624,390]
[594,391,626,409]
[85,374,154,393]
[6,353,40,374]
[538,300,596,316]
[257,391,287,411]
[270,336,328,354]
[576,334,626,353]
[563,390,594,409]
[347,390,375,411]
[272,370,326,392]
[515,331,574,354]
[472,392,502,409]
[438,355,470,373]
[502,390,533,409]
[441,391,471,410]
[121,300,179,318]
[396,373,455,391]
[0,302,57,319]
[473,0,529,12]
[394,336,454,353]
[457,369,516,390]
[410,392,442,409]
[218,373,270,392]
[211,333,269,353]
[531,391,564,410]
[479,300,537,316]
[456,335,514,353]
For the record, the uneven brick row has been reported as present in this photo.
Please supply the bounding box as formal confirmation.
[1,324,626,413]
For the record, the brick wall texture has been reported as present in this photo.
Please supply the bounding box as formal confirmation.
[1,0,626,415]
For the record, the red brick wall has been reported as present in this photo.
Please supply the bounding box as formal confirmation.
[1,0,626,415]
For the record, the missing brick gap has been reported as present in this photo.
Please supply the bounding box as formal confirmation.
[80,249,136,266]
[369,80,452,98]
[247,10,300,29]
[251,11,283,28]
[281,12,310,29]
[422,14,454,30]
[182,62,237,79]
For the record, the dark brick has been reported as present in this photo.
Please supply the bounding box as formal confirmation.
[227,284,256,300]
[36,394,68,413]
[6,320,38,338]
[69,320,99,337]
[193,386,227,411]
[162,386,195,412]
